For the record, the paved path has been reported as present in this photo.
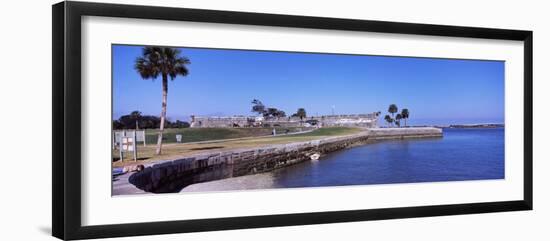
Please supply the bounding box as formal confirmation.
[112,172,146,195]
[181,173,277,193]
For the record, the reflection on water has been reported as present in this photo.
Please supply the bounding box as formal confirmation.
[182,128,504,191]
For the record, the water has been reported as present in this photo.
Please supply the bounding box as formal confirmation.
[267,127,504,188]
[181,128,504,192]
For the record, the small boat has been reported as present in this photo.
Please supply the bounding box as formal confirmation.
[310,153,321,161]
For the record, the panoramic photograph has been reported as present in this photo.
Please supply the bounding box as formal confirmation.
[111,44,504,196]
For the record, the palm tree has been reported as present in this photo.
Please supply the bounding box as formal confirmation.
[388,104,398,119]
[296,108,307,120]
[395,113,402,128]
[384,114,393,127]
[135,47,190,155]
[130,110,142,130]
[401,108,409,127]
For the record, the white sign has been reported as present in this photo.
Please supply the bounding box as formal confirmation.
[117,131,138,162]
[113,130,146,149]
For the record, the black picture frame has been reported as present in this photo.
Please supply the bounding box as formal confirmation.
[52,1,533,240]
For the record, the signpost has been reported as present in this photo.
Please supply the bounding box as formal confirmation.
[114,130,142,162]
[113,130,146,149]
[135,130,146,146]
[119,131,138,162]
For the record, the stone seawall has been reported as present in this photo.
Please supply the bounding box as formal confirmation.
[368,127,444,139]
[127,127,442,193]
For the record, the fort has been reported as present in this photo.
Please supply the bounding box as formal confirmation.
[190,112,380,128]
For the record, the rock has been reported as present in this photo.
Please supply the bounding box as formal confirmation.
[123,164,144,173]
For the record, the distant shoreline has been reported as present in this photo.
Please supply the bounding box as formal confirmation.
[405,123,504,129]
[448,123,504,128]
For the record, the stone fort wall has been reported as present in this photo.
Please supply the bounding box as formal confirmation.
[189,113,379,128]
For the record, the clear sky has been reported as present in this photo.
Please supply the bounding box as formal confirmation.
[112,45,504,125]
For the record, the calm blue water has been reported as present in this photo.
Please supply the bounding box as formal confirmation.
[270,128,504,188]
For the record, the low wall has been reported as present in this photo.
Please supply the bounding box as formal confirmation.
[368,127,443,139]
[128,127,442,193]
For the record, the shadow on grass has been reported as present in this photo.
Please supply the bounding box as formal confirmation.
[112,157,150,163]
[189,146,224,151]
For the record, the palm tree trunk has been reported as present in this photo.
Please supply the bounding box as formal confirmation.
[156,74,168,155]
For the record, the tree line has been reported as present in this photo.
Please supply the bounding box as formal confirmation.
[113,111,190,130]
[251,99,307,120]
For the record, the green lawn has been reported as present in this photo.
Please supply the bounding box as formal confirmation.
[113,127,363,166]
[141,127,312,144]
[283,126,361,137]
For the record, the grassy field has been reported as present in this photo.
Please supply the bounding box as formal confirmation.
[141,127,310,144]
[113,127,363,167]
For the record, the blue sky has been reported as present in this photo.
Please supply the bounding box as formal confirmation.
[112,45,504,125]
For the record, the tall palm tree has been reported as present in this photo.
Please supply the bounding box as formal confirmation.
[135,47,190,155]
[401,108,409,127]
[395,113,402,128]
[388,104,398,119]
[384,114,393,127]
